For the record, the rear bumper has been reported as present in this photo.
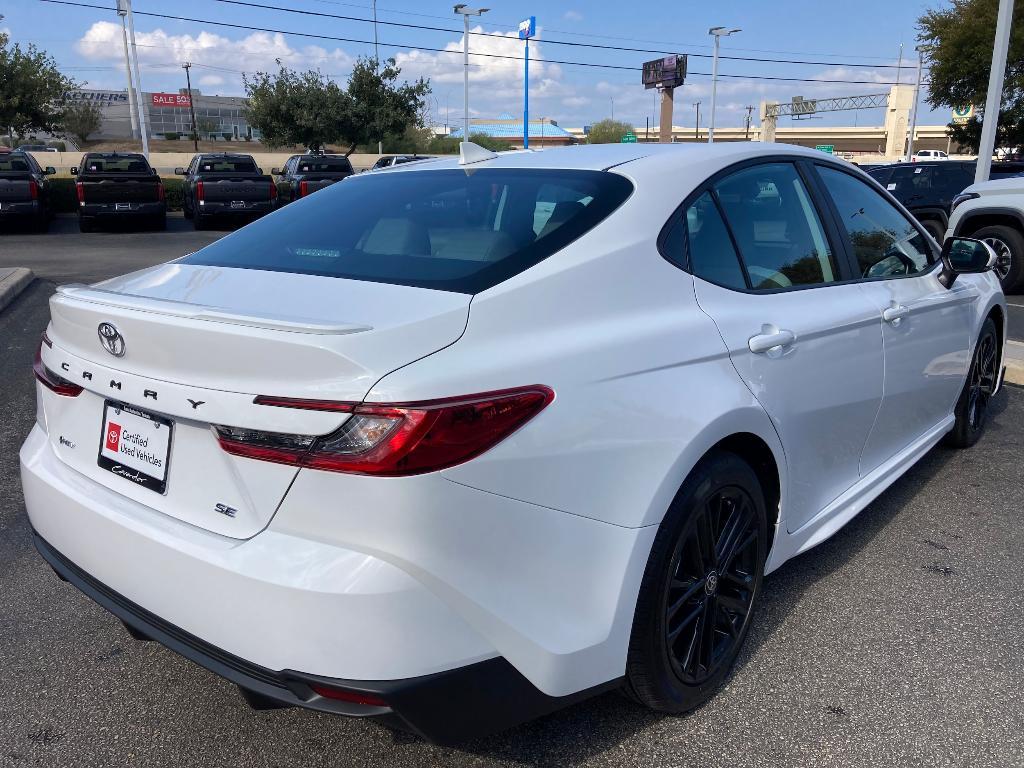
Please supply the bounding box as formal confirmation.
[80,202,165,218]
[33,530,614,744]
[0,200,42,217]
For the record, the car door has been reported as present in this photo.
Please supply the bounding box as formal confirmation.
[814,164,974,475]
[684,160,885,533]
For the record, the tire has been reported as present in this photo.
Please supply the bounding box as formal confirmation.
[193,212,207,231]
[624,450,768,713]
[921,218,946,242]
[946,317,999,449]
[78,216,93,233]
[151,213,167,231]
[969,224,1024,293]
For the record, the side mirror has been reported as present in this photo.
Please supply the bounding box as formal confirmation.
[44,166,56,175]
[70,166,79,175]
[257,167,264,174]
[174,167,185,175]
[270,167,281,175]
[938,236,998,288]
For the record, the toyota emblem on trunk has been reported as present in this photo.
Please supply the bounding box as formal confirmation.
[97,322,125,357]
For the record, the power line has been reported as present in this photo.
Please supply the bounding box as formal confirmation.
[38,0,919,86]
[213,0,908,69]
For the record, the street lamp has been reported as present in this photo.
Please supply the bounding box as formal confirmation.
[708,26,740,144]
[454,5,489,145]
[905,46,926,163]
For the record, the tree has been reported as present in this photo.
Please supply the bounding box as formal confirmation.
[0,31,77,140]
[918,0,1024,152]
[61,100,102,146]
[587,118,635,144]
[243,57,429,153]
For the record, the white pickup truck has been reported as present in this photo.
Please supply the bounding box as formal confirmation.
[947,176,1024,293]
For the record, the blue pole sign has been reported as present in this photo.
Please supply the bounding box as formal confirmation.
[520,16,536,148]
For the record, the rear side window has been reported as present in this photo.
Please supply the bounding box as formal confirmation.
[0,158,30,172]
[199,158,258,173]
[714,163,838,290]
[181,168,634,293]
[684,191,747,290]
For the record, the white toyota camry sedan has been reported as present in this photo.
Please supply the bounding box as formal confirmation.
[21,142,1006,743]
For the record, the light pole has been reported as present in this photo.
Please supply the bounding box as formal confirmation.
[116,2,139,140]
[976,0,1015,183]
[519,16,535,149]
[905,46,925,163]
[182,62,199,152]
[454,5,489,145]
[122,0,150,157]
[693,101,701,140]
[708,26,740,144]
[373,0,382,155]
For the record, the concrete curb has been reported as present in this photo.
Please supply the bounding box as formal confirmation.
[0,268,35,313]
[1005,340,1024,387]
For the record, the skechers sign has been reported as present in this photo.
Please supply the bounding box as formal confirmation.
[65,90,129,109]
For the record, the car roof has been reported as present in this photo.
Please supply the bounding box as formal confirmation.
[84,152,146,159]
[197,153,254,159]
[379,142,844,176]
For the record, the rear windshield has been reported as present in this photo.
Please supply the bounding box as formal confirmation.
[83,156,151,173]
[0,157,31,172]
[181,168,634,293]
[296,158,353,173]
[198,157,258,173]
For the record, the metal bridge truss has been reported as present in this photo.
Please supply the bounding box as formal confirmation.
[766,93,890,119]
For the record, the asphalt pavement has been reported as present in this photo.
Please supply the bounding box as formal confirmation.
[1,223,1023,767]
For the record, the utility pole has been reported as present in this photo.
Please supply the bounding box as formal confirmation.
[116,2,139,140]
[519,17,535,149]
[182,62,199,152]
[896,42,904,86]
[454,5,489,146]
[693,101,701,140]
[976,0,1015,184]
[611,96,615,121]
[905,47,924,162]
[122,0,149,157]
[744,104,754,140]
[373,0,382,155]
[708,26,740,143]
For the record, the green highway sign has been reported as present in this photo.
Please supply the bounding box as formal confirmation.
[621,132,637,143]
[815,144,835,154]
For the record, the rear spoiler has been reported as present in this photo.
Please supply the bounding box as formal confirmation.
[53,284,373,336]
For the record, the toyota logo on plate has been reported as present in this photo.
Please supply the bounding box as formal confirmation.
[97,322,125,357]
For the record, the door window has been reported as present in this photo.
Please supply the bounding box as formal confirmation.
[682,191,747,290]
[714,163,838,290]
[818,166,934,279]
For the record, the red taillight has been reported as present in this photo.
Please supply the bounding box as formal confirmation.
[156,182,165,202]
[216,386,554,476]
[33,337,83,397]
[75,181,85,204]
[308,684,387,707]
[298,180,308,197]
[28,180,38,200]
[196,180,204,202]
[270,181,278,201]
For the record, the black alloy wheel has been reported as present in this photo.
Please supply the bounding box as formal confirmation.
[948,317,999,448]
[625,450,768,713]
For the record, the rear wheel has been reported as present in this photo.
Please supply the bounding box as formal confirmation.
[970,224,1024,293]
[78,216,93,233]
[151,213,167,231]
[193,212,207,231]
[624,450,767,713]
[947,317,999,448]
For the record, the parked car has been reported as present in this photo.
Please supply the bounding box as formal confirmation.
[913,149,949,161]
[366,154,435,171]
[22,143,1006,744]
[177,153,277,230]
[272,154,354,205]
[0,151,56,231]
[947,174,1024,293]
[72,152,166,232]
[867,160,1024,241]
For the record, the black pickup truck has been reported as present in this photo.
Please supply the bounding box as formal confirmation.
[176,153,277,230]
[73,153,166,232]
[272,154,354,205]
[0,151,56,231]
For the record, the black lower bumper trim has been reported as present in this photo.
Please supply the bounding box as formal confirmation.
[32,530,619,744]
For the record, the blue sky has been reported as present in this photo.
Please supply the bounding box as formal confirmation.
[2,0,950,129]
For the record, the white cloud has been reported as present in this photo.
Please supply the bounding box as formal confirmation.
[74,21,354,90]
[563,11,584,22]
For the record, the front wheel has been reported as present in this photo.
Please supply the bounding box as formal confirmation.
[947,317,999,448]
[970,224,1024,293]
[624,450,767,713]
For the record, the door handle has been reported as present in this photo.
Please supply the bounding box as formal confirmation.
[748,328,796,354]
[882,304,910,325]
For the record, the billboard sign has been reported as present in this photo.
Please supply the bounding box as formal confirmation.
[151,92,192,107]
[952,105,974,124]
[66,90,129,109]
[642,54,687,90]
[518,16,536,40]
